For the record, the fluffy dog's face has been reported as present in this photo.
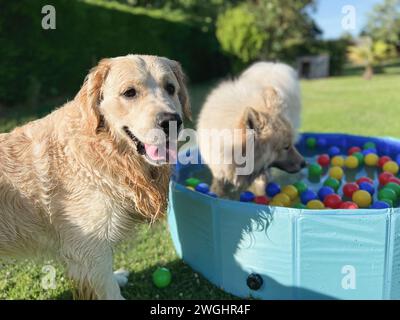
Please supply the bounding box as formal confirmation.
[243,88,305,175]
[82,55,191,165]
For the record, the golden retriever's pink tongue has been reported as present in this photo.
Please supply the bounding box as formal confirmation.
[144,144,177,162]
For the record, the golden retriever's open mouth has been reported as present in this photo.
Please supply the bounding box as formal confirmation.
[123,126,146,155]
[122,126,177,165]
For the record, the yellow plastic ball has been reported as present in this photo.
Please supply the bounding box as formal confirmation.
[282,185,298,200]
[331,156,345,167]
[383,161,399,175]
[329,166,344,180]
[345,155,359,169]
[186,186,195,191]
[364,153,379,166]
[272,193,291,207]
[269,199,284,207]
[306,200,325,209]
[352,190,372,208]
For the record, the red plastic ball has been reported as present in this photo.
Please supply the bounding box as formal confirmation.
[323,194,342,209]
[379,172,394,186]
[254,195,269,205]
[339,201,359,209]
[378,156,391,168]
[343,183,359,198]
[317,154,331,167]
[356,177,374,185]
[388,177,400,185]
[348,146,361,155]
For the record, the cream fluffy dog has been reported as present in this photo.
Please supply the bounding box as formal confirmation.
[197,61,304,196]
[0,54,191,299]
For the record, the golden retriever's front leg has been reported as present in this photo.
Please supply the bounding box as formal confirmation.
[63,245,125,300]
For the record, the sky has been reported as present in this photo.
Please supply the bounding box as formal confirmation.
[311,0,382,39]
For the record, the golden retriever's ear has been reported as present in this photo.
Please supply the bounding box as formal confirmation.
[77,58,111,134]
[166,59,192,121]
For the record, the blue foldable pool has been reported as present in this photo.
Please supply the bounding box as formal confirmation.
[167,133,400,300]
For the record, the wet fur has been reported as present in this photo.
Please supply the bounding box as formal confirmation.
[0,54,190,299]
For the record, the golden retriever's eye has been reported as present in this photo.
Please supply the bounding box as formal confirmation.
[165,83,175,95]
[284,145,290,150]
[123,88,136,98]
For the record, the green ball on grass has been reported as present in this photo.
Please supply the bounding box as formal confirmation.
[152,267,172,288]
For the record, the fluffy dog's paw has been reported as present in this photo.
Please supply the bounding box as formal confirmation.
[113,268,130,287]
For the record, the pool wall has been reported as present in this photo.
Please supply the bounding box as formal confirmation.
[167,133,400,299]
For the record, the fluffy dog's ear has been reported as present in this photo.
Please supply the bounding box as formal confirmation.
[77,58,111,134]
[241,107,274,140]
[262,86,284,116]
[166,59,192,121]
[243,107,262,131]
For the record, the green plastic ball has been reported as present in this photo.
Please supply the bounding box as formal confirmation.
[323,177,340,192]
[381,198,394,207]
[385,182,400,198]
[306,137,317,149]
[294,203,307,209]
[152,267,172,288]
[352,152,364,165]
[378,188,397,202]
[308,163,322,177]
[185,178,201,188]
[293,181,308,194]
[363,142,376,150]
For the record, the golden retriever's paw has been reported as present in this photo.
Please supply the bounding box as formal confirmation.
[113,268,130,287]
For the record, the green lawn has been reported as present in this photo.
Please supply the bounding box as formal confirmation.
[0,71,399,299]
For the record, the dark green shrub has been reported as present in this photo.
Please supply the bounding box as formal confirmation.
[0,0,228,106]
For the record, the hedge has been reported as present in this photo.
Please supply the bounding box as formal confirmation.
[0,0,229,106]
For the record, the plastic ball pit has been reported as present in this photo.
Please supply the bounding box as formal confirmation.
[168,133,400,300]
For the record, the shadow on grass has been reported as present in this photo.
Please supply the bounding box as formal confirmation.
[51,259,235,300]
[121,259,236,300]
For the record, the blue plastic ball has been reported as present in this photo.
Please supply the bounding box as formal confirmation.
[316,138,327,148]
[300,189,318,205]
[240,191,255,202]
[195,183,210,194]
[207,191,217,198]
[266,182,281,198]
[362,148,377,156]
[358,182,375,195]
[371,201,390,209]
[395,154,400,166]
[328,146,341,157]
[318,186,335,201]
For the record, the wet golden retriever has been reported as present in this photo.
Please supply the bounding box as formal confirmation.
[0,54,191,299]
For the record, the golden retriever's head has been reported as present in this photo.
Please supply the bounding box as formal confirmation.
[79,54,191,166]
[242,87,306,175]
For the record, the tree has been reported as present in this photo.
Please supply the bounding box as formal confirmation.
[215,0,320,65]
[216,4,266,64]
[347,36,397,79]
[363,0,400,52]
[115,0,241,27]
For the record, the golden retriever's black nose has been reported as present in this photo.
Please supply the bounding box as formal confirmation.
[157,112,182,134]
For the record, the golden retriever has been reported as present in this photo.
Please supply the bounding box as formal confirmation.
[0,54,191,299]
